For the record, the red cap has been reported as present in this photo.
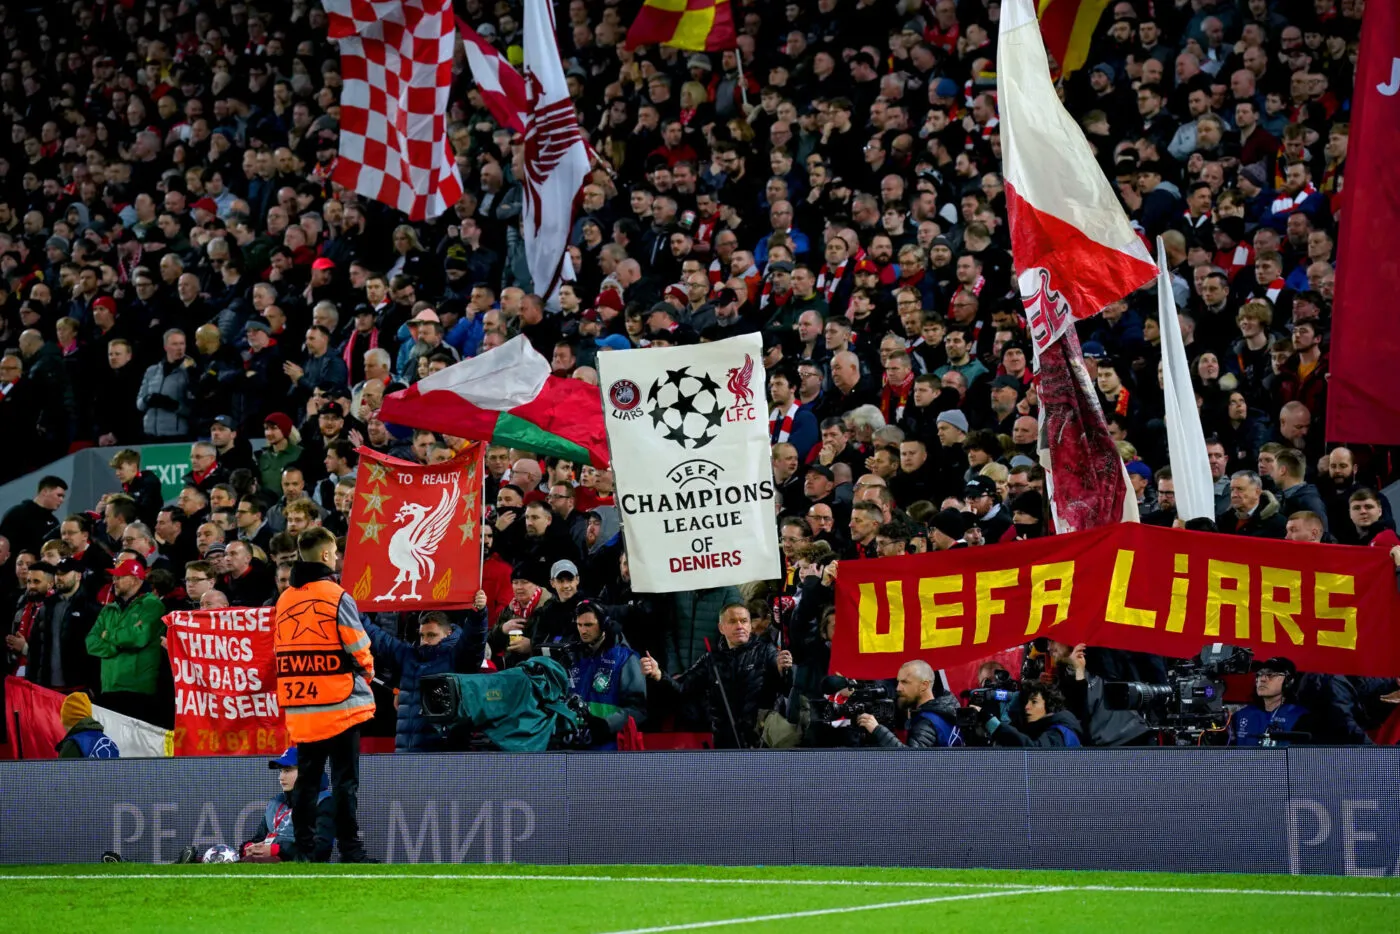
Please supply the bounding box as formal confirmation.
[92,295,117,314]
[663,284,687,305]
[854,259,878,274]
[582,309,599,322]
[311,257,335,271]
[192,197,218,215]
[595,289,624,312]
[109,559,147,580]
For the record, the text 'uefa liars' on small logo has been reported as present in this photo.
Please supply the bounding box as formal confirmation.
[607,378,643,420]
[645,366,725,448]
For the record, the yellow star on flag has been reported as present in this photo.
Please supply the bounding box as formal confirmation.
[366,462,391,485]
[464,491,477,512]
[358,519,386,543]
[359,490,389,515]
[458,520,477,545]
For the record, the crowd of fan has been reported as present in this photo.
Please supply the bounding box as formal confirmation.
[0,0,1397,753]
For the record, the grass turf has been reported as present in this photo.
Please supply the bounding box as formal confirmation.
[0,863,1396,933]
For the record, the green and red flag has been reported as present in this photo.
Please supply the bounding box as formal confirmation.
[379,335,611,467]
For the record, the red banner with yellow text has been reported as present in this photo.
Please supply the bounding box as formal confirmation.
[342,443,485,612]
[833,525,1400,679]
[165,606,286,756]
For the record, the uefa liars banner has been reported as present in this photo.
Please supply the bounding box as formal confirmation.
[164,607,286,756]
[832,524,1400,680]
[598,333,781,592]
[342,442,485,611]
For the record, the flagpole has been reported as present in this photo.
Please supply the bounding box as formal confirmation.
[734,45,750,114]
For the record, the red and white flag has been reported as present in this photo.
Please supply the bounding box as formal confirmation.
[457,18,527,134]
[521,0,592,305]
[999,0,1155,358]
[325,0,464,221]
[999,0,1151,532]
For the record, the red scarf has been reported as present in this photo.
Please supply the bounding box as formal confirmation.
[508,586,543,621]
[759,280,791,310]
[1109,386,1131,417]
[342,326,379,374]
[769,402,799,442]
[817,260,848,302]
[880,371,915,422]
[1269,183,1318,216]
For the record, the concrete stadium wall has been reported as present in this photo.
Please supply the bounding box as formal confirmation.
[4,748,1398,875]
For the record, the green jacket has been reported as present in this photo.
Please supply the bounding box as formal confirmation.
[85,592,167,695]
[257,443,303,493]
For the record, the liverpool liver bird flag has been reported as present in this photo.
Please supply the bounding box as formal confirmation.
[521,0,591,306]
[342,443,485,612]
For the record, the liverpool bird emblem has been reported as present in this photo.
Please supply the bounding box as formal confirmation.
[374,481,461,601]
[726,353,755,406]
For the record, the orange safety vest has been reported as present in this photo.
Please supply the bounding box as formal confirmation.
[274,578,375,743]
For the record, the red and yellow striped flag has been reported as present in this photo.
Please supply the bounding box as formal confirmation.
[625,0,736,52]
[1037,0,1110,77]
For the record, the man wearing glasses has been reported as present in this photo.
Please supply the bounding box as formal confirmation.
[1228,657,1320,747]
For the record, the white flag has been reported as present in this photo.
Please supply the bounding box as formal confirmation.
[597,334,781,593]
[1156,237,1215,521]
[521,0,590,306]
[92,702,173,757]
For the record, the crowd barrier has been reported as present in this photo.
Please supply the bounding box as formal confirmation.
[4,748,1398,874]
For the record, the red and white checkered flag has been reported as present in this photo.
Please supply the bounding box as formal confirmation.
[325,0,464,221]
[457,18,527,134]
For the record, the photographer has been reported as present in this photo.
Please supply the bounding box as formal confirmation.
[565,601,647,749]
[1229,657,1322,747]
[640,603,793,749]
[976,681,1085,747]
[856,660,963,748]
[1057,642,1157,746]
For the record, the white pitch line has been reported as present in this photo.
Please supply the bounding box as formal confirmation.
[0,872,1396,900]
[592,887,1058,934]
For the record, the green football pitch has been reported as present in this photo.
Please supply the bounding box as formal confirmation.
[1,863,1396,932]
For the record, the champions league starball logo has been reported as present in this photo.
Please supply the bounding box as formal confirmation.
[645,366,726,449]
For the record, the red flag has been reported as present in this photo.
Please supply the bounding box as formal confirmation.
[3,676,66,759]
[342,443,486,612]
[164,607,287,756]
[1326,5,1400,445]
[457,18,527,134]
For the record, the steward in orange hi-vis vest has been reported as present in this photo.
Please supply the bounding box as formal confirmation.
[274,562,376,744]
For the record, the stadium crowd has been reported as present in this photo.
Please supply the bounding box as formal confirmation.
[2,0,1399,756]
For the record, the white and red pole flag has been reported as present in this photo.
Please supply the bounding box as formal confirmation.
[521,0,592,306]
[325,0,464,221]
[998,0,1155,531]
[457,17,527,134]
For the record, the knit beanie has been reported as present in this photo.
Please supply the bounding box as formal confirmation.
[60,692,93,730]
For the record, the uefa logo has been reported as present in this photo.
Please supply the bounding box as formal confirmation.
[608,379,643,420]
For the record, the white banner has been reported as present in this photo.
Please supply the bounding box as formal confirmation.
[597,333,781,593]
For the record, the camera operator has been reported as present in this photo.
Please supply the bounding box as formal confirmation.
[640,603,793,749]
[975,681,1085,747]
[1229,657,1321,747]
[855,660,963,748]
[566,601,646,749]
[1056,642,1157,746]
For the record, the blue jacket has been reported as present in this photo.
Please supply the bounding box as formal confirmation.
[242,783,333,862]
[1229,701,1317,747]
[363,611,488,751]
[567,629,647,748]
